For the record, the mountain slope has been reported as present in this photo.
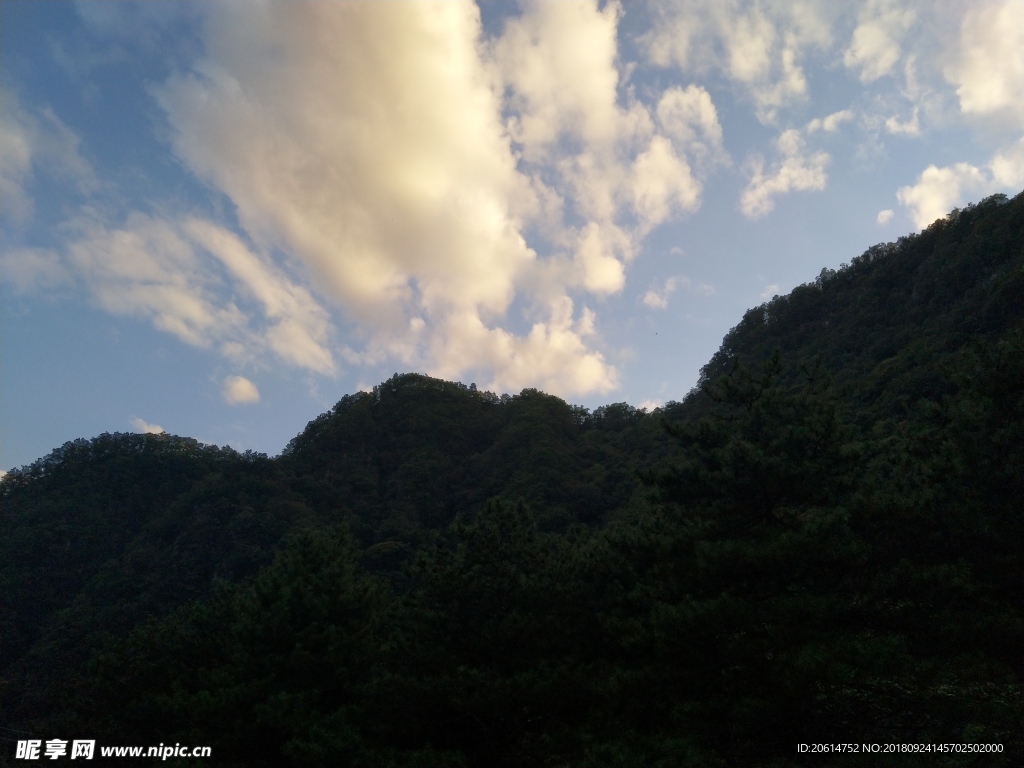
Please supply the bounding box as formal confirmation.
[696,192,1023,420]
[1,190,1022,766]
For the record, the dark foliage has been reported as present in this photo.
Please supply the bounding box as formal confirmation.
[2,191,1022,766]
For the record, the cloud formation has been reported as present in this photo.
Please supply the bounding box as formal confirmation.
[0,96,34,223]
[1,247,70,293]
[643,277,680,309]
[843,0,915,82]
[642,275,714,309]
[642,0,1022,224]
[0,92,94,225]
[990,137,1024,188]
[61,211,337,373]
[644,0,831,122]
[891,0,1024,230]
[222,375,260,405]
[884,109,921,136]
[491,2,712,280]
[944,0,1024,129]
[897,137,1024,229]
[896,163,987,229]
[131,417,165,434]
[656,85,728,167]
[741,129,829,218]
[144,0,720,397]
[9,0,1020,405]
[806,109,854,133]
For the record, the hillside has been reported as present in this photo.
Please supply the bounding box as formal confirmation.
[1,191,1022,767]
[712,192,1020,399]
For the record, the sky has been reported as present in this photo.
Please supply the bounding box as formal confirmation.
[2,0,1023,472]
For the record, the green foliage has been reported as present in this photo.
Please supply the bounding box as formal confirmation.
[0,433,316,731]
[279,375,668,546]
[3,190,1023,765]
[599,358,865,763]
[696,192,1024,426]
[372,501,610,766]
[73,526,385,767]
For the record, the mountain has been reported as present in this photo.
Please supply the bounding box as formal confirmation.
[1,191,1022,767]
[697,191,1024,421]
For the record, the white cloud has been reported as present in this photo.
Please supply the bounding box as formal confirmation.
[427,298,617,395]
[159,0,590,390]
[725,7,775,83]
[843,0,916,82]
[0,92,95,225]
[0,247,71,293]
[642,291,669,310]
[877,209,894,224]
[643,0,831,122]
[492,1,706,256]
[897,136,1024,229]
[642,275,713,309]
[645,2,1021,142]
[760,283,781,300]
[573,222,629,295]
[493,0,631,159]
[884,109,920,136]
[642,277,678,309]
[630,135,701,234]
[183,218,336,374]
[989,137,1024,187]
[806,109,854,133]
[896,162,987,229]
[60,211,337,374]
[0,97,35,223]
[637,398,662,412]
[656,85,728,166]
[222,375,260,405]
[131,417,165,434]
[65,212,243,348]
[30,1,1024,402]
[143,0,717,398]
[160,2,535,325]
[740,129,830,218]
[944,0,1024,128]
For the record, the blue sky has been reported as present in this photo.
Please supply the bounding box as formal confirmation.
[3,0,1023,472]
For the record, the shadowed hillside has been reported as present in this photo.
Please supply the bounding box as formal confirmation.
[2,191,1022,767]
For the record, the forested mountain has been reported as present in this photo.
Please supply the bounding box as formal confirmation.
[2,191,1022,766]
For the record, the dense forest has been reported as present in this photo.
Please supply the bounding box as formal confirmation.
[2,191,1022,766]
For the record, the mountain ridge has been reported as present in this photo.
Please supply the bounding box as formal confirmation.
[2,190,1022,766]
